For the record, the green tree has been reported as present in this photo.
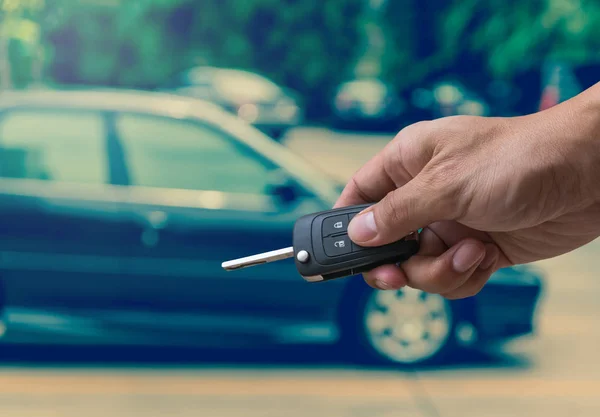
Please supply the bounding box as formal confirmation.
[179,0,364,116]
[381,0,600,92]
[0,0,45,89]
[469,0,600,76]
[40,0,364,119]
[41,0,177,88]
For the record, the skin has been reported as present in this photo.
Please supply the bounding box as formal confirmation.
[335,83,600,299]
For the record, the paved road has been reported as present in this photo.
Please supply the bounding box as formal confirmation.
[2,127,599,417]
[286,126,394,183]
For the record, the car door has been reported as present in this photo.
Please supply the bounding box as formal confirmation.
[0,107,130,339]
[110,112,335,337]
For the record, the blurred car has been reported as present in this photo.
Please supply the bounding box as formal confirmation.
[509,61,599,116]
[538,60,587,111]
[331,78,405,131]
[409,79,490,120]
[166,66,302,141]
[0,89,543,366]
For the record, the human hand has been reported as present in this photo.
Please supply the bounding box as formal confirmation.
[335,83,600,299]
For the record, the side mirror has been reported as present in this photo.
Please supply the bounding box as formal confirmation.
[269,182,298,206]
[266,171,300,206]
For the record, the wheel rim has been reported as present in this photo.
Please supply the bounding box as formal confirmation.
[363,287,452,364]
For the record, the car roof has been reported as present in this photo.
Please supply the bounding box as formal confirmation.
[183,67,283,100]
[186,66,272,81]
[0,88,227,120]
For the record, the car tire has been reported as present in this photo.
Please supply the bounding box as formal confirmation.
[345,285,456,367]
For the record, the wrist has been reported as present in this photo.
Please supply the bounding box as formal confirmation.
[546,83,600,205]
[574,83,600,204]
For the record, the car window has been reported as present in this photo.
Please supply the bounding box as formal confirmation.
[0,110,108,184]
[116,113,273,194]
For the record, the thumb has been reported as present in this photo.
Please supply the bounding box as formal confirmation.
[347,175,452,246]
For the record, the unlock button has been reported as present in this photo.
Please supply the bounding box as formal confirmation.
[324,235,352,257]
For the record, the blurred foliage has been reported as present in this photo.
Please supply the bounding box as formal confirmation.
[3,0,364,118]
[167,0,364,117]
[2,0,600,118]
[0,0,45,88]
[381,0,600,93]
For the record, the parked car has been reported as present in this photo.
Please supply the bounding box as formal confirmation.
[509,61,599,116]
[166,66,302,141]
[331,78,405,131]
[0,89,543,366]
[408,79,490,120]
[538,60,591,111]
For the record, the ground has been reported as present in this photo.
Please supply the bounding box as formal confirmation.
[1,127,599,417]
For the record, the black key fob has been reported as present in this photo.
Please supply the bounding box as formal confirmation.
[292,204,420,282]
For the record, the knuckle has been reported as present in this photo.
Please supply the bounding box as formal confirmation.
[347,175,374,203]
[378,192,408,230]
[394,122,436,173]
[409,267,456,295]
[421,160,468,218]
[431,275,459,294]
[385,128,431,182]
[457,273,491,299]
[396,120,432,140]
[382,143,401,182]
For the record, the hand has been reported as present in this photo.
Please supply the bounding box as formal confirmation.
[335,83,600,299]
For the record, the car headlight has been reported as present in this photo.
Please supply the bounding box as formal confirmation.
[237,103,260,123]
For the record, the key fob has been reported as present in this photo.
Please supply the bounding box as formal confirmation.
[292,204,420,282]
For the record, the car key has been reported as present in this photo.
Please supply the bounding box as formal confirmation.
[222,204,420,283]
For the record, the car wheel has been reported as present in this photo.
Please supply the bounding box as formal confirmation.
[350,286,455,366]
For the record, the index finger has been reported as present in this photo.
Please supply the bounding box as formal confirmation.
[334,149,395,208]
[334,122,432,208]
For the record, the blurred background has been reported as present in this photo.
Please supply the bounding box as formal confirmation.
[0,0,598,416]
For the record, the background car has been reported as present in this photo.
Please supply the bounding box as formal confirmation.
[502,60,600,117]
[331,78,405,131]
[0,89,543,366]
[407,79,490,120]
[166,66,303,141]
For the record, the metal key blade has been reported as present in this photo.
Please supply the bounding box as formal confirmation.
[221,246,294,271]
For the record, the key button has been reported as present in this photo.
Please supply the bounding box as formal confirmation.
[323,235,352,257]
[322,214,349,237]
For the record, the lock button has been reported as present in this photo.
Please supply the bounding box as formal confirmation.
[322,215,349,237]
[323,235,352,257]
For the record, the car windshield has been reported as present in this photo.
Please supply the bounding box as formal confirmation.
[203,106,343,202]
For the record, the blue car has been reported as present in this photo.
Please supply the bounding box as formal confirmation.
[0,89,543,366]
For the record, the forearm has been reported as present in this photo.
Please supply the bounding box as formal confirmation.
[575,83,600,204]
[546,82,600,205]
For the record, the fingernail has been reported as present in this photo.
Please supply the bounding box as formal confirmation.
[375,280,391,290]
[479,244,499,270]
[452,243,485,273]
[348,211,377,242]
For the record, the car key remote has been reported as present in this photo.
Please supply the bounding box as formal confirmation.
[221,204,420,283]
